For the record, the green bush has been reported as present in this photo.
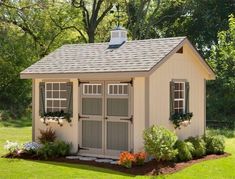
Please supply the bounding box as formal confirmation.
[186,137,206,158]
[174,140,195,162]
[143,125,178,161]
[37,140,71,159]
[204,135,225,154]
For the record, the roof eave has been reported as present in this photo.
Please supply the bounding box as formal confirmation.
[20,71,149,79]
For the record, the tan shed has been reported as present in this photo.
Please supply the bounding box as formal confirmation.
[20,27,215,159]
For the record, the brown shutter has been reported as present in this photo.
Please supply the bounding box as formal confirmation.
[185,82,190,113]
[39,82,45,116]
[170,81,175,119]
[66,82,73,117]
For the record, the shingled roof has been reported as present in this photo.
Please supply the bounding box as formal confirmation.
[21,37,187,75]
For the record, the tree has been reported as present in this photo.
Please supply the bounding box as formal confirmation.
[125,0,161,40]
[207,14,235,122]
[71,0,116,43]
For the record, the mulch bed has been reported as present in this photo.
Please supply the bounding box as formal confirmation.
[3,153,230,176]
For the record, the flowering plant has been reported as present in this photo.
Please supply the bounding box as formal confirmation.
[134,152,146,165]
[4,141,20,154]
[23,142,41,154]
[118,151,135,168]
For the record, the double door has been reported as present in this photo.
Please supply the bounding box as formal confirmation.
[79,81,132,157]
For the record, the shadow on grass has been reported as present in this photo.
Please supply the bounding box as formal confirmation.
[27,159,132,177]
[206,128,235,138]
[0,118,32,128]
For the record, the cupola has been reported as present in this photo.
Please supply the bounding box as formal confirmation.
[109,26,127,47]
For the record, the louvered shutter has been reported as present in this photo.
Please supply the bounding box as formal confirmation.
[185,82,190,113]
[66,82,73,117]
[39,82,45,116]
[170,81,175,118]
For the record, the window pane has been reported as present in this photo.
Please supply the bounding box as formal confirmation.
[61,100,67,108]
[53,83,59,90]
[180,83,184,90]
[179,108,184,113]
[47,100,52,107]
[47,108,53,112]
[180,91,184,98]
[98,85,102,94]
[119,86,123,94]
[46,83,52,90]
[89,85,92,94]
[123,85,128,94]
[174,101,178,108]
[179,101,183,108]
[107,98,128,116]
[47,91,52,98]
[109,85,113,94]
[175,83,180,90]
[174,91,179,99]
[53,108,60,112]
[53,91,59,98]
[60,91,67,98]
[60,83,67,90]
[54,100,60,108]
[114,85,118,94]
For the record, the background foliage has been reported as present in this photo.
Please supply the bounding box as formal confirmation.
[0,0,234,124]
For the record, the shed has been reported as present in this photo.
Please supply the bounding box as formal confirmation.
[20,27,215,158]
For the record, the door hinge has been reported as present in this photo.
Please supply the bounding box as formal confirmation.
[120,78,133,86]
[78,113,89,121]
[78,79,89,87]
[120,115,133,123]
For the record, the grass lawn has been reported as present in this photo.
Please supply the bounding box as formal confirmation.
[0,119,234,179]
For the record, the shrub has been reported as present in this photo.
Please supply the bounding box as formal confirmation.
[134,152,146,166]
[4,141,20,154]
[23,142,41,154]
[143,125,178,161]
[174,140,194,161]
[186,137,206,158]
[38,128,56,144]
[203,135,225,154]
[37,140,71,159]
[118,151,135,168]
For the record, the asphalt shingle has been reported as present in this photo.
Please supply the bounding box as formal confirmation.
[21,37,186,74]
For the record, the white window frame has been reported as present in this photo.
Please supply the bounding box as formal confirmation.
[107,84,129,96]
[45,82,67,112]
[83,84,102,95]
[174,82,185,114]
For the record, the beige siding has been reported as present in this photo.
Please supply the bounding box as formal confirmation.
[34,78,79,153]
[149,44,206,139]
[133,77,145,152]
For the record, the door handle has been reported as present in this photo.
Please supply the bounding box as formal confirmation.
[120,115,133,123]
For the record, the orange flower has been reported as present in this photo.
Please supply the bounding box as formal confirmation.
[134,152,146,165]
[118,151,135,168]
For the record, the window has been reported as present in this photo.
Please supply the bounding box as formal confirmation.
[173,82,185,114]
[83,84,102,95]
[45,82,67,112]
[108,84,128,95]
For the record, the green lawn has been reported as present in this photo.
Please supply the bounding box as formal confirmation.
[0,119,234,179]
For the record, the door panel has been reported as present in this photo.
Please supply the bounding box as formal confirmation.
[82,120,102,148]
[80,82,104,155]
[82,98,102,115]
[107,98,129,116]
[80,81,131,157]
[105,82,131,156]
[107,121,129,151]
